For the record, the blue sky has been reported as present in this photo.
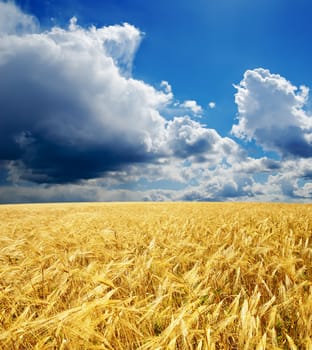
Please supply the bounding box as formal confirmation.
[0,0,312,202]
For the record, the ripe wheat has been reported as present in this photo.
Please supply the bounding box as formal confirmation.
[0,202,311,349]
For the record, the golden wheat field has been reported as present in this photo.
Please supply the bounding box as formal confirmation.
[0,202,312,349]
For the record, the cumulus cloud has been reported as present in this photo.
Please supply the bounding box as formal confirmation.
[0,1,38,34]
[166,116,242,164]
[208,102,216,109]
[294,183,312,198]
[0,2,239,187]
[232,68,312,158]
[160,80,172,94]
[232,157,281,174]
[181,100,203,115]
[0,18,169,183]
[167,117,217,158]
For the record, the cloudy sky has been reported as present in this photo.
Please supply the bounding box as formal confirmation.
[0,0,312,203]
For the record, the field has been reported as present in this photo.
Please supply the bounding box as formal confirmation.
[0,202,311,349]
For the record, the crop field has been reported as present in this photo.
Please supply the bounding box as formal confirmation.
[0,202,312,349]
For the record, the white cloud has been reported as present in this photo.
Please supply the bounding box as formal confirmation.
[166,116,242,164]
[208,102,216,109]
[160,80,172,93]
[294,183,312,198]
[0,1,38,34]
[181,100,203,114]
[232,157,280,174]
[232,68,312,158]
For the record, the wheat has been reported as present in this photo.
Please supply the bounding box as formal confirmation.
[0,202,311,349]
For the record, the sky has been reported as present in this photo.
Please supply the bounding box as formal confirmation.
[0,0,312,203]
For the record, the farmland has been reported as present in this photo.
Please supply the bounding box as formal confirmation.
[0,202,311,349]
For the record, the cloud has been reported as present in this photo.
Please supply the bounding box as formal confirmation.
[181,100,203,115]
[294,183,312,198]
[0,8,171,183]
[0,2,240,187]
[232,68,312,158]
[167,117,216,158]
[166,116,242,163]
[0,1,38,34]
[232,157,281,174]
[160,80,172,94]
[1,3,311,203]
[0,181,179,203]
[208,102,216,109]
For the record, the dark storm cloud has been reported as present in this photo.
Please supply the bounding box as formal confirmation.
[8,135,154,183]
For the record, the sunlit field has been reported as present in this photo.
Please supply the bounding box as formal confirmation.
[0,202,311,349]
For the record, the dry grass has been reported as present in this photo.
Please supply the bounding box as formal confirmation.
[0,202,311,349]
